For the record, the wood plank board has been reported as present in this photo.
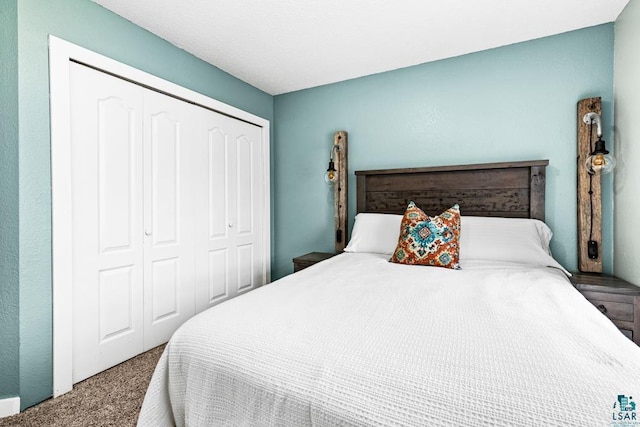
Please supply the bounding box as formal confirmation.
[334,131,348,253]
[577,97,602,272]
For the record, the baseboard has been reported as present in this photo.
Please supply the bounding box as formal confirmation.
[0,397,20,418]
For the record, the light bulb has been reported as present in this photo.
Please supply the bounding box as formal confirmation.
[324,169,337,184]
[586,153,616,174]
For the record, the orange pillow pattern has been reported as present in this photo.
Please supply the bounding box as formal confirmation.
[390,202,461,269]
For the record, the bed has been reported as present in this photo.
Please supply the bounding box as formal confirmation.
[138,160,640,427]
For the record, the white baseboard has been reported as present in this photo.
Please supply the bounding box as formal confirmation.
[0,397,20,418]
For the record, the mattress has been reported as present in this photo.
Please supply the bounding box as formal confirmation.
[138,253,640,426]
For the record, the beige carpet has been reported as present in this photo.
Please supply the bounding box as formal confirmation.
[0,345,165,427]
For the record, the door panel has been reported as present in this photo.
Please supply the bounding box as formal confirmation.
[194,110,265,312]
[142,90,196,349]
[98,266,135,341]
[70,62,145,383]
[208,249,229,303]
[234,124,265,296]
[194,112,233,313]
[236,135,253,235]
[150,257,180,323]
[150,112,179,246]
[237,244,254,293]
[208,128,228,240]
[98,98,136,255]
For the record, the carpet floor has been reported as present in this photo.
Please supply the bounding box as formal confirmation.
[0,344,165,427]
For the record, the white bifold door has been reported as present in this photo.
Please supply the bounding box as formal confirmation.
[69,62,266,383]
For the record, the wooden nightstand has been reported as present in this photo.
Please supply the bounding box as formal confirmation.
[292,252,336,272]
[571,272,640,346]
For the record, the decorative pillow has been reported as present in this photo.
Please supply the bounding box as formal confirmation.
[390,202,461,269]
[344,213,403,254]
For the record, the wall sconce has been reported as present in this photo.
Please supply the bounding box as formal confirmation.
[583,112,616,175]
[325,145,339,184]
[325,131,348,252]
[577,98,611,273]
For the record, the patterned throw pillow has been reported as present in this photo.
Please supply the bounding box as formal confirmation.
[390,202,461,269]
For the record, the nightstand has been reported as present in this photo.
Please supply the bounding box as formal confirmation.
[571,272,640,346]
[292,252,336,272]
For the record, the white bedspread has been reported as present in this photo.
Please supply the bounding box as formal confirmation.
[138,253,640,426]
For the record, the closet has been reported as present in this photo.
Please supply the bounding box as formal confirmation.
[67,62,267,383]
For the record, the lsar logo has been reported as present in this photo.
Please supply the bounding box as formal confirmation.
[612,394,638,426]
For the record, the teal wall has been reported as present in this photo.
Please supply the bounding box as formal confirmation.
[272,24,615,280]
[6,0,273,409]
[0,0,20,401]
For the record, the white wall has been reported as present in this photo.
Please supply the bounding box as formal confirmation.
[614,0,640,285]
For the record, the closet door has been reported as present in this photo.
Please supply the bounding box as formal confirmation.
[194,109,265,313]
[70,63,145,383]
[142,90,196,349]
[65,59,267,386]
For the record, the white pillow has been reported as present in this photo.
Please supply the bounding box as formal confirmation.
[345,212,568,274]
[344,213,402,255]
[459,216,568,273]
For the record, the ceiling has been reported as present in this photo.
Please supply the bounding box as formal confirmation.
[93,0,629,95]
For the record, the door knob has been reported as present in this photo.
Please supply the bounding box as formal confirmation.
[145,229,152,236]
[228,223,234,228]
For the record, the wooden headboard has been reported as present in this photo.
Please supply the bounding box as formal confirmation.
[355,160,549,221]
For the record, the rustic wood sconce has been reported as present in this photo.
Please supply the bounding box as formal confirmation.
[325,131,348,252]
[577,97,615,272]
